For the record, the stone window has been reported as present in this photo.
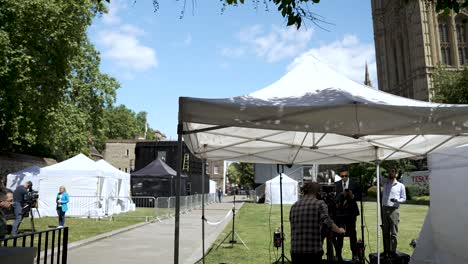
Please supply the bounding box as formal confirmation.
[126,149,129,156]
[214,164,219,175]
[456,15,468,65]
[439,16,452,65]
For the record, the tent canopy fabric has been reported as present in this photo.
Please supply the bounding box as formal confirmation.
[40,153,104,177]
[179,56,468,164]
[264,174,298,204]
[411,145,468,264]
[96,159,128,180]
[132,158,187,178]
[6,166,41,191]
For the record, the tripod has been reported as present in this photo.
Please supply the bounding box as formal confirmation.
[275,165,291,264]
[22,203,40,232]
[215,194,249,250]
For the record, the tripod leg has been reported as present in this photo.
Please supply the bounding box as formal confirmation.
[234,231,249,249]
[215,231,234,250]
[30,211,36,232]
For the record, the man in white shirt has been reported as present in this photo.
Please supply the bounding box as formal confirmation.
[381,167,406,255]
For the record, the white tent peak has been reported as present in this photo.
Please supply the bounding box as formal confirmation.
[247,55,437,107]
[267,174,297,183]
[40,153,103,177]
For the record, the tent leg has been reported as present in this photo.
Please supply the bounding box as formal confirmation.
[201,159,206,264]
[275,164,290,264]
[174,124,183,264]
[375,158,381,264]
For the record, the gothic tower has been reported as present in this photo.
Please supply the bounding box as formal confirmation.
[371,0,468,101]
[364,62,372,87]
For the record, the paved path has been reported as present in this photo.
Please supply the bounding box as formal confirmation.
[68,199,244,264]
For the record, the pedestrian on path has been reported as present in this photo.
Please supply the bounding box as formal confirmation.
[56,186,69,227]
[217,187,223,202]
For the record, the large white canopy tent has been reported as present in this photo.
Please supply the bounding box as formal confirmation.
[38,154,114,217]
[173,56,468,264]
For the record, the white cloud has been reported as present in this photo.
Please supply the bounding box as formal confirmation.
[222,25,314,63]
[98,29,157,71]
[96,1,157,73]
[288,34,377,85]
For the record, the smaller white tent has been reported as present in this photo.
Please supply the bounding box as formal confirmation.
[209,180,217,194]
[411,145,468,264]
[265,174,298,204]
[38,154,109,217]
[95,159,134,214]
[6,166,41,191]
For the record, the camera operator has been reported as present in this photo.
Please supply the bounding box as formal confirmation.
[290,182,345,264]
[12,181,32,235]
[334,167,361,261]
[0,188,14,239]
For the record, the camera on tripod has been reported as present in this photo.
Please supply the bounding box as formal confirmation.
[24,190,39,207]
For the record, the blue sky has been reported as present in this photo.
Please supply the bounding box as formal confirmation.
[88,0,376,139]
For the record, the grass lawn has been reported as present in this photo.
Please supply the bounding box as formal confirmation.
[203,202,428,264]
[7,208,155,244]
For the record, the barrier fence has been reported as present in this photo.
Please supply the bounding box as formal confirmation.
[0,227,69,264]
[66,194,218,222]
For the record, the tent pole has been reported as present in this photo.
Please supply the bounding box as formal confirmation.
[174,123,183,264]
[375,147,381,264]
[201,159,206,264]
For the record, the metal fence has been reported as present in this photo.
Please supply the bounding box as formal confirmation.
[66,194,218,222]
[0,227,69,264]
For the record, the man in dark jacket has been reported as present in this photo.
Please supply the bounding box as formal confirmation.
[12,181,32,235]
[334,167,360,261]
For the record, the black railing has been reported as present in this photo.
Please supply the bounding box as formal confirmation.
[0,227,68,264]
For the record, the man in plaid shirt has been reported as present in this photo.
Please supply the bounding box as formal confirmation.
[290,182,345,263]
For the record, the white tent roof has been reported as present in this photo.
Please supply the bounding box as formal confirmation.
[96,159,128,180]
[180,56,468,164]
[6,166,41,190]
[40,153,104,177]
[265,174,297,184]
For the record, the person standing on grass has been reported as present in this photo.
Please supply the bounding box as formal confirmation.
[12,181,32,235]
[334,167,360,261]
[56,186,69,227]
[382,167,406,256]
[290,182,345,264]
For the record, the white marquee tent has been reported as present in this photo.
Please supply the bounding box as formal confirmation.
[95,159,134,214]
[410,145,468,264]
[6,166,41,191]
[38,154,114,217]
[174,56,468,264]
[264,174,298,204]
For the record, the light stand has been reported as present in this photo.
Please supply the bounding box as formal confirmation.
[215,193,249,250]
[358,173,365,264]
[275,164,291,264]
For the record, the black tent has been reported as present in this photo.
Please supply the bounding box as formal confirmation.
[131,158,187,198]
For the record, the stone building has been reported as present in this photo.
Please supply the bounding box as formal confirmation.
[371,0,468,101]
[103,140,145,173]
[206,160,225,191]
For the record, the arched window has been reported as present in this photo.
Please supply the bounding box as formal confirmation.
[456,15,468,65]
[439,16,452,65]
